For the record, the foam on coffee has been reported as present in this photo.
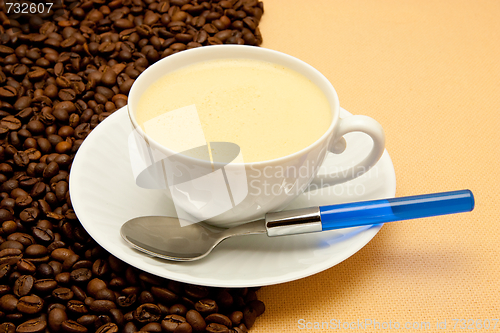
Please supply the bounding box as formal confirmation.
[136,58,332,163]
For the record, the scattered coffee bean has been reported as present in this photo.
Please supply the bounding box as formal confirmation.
[0,323,15,333]
[61,320,88,333]
[195,298,219,316]
[13,275,34,297]
[206,313,233,328]
[17,294,44,314]
[16,319,47,333]
[96,323,119,333]
[134,303,161,323]
[186,309,206,332]
[90,299,117,313]
[161,314,187,332]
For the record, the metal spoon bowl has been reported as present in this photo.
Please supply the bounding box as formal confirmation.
[121,216,267,261]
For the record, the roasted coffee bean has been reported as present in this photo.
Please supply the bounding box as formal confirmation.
[67,300,88,315]
[92,258,110,277]
[48,307,68,332]
[0,284,11,296]
[0,209,13,223]
[62,253,80,271]
[0,263,11,279]
[173,322,192,333]
[74,123,91,139]
[1,179,18,193]
[71,268,92,283]
[107,255,126,272]
[14,151,30,167]
[26,120,44,134]
[101,70,117,86]
[19,207,40,223]
[227,310,243,326]
[134,303,161,323]
[169,303,187,316]
[25,244,48,257]
[32,227,54,243]
[0,248,22,265]
[242,306,258,329]
[0,45,15,54]
[108,277,126,290]
[114,19,134,30]
[17,259,36,275]
[206,313,232,328]
[33,278,57,294]
[25,149,41,161]
[161,314,186,332]
[53,108,69,123]
[186,309,206,332]
[96,323,119,333]
[17,295,44,314]
[89,299,116,313]
[16,319,47,333]
[58,88,76,101]
[216,290,234,308]
[118,78,134,94]
[206,323,229,333]
[0,323,15,333]
[56,271,71,284]
[248,299,265,316]
[109,308,124,327]
[10,188,28,199]
[52,287,74,301]
[61,320,88,333]
[47,241,66,253]
[8,233,34,246]
[94,314,113,329]
[95,288,115,302]
[0,294,18,312]
[184,285,209,299]
[117,293,136,308]
[51,248,74,261]
[77,314,97,327]
[87,278,107,297]
[1,115,21,130]
[13,275,34,297]
[71,285,88,301]
[194,299,218,316]
[43,161,59,179]
[138,290,155,304]
[0,240,23,251]
[122,322,137,333]
[151,286,178,304]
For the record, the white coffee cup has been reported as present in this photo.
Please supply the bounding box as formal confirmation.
[128,45,385,228]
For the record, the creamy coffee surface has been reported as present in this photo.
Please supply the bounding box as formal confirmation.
[136,58,332,163]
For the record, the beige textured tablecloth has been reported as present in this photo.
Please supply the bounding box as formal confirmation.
[253,1,500,332]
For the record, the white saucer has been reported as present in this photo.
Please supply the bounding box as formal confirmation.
[69,106,396,287]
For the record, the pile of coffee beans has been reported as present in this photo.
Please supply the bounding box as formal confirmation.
[0,0,265,332]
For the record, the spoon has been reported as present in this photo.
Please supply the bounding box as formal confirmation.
[121,189,474,261]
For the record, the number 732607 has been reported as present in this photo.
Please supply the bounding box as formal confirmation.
[5,2,53,14]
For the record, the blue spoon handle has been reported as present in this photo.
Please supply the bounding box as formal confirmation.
[319,189,474,231]
[265,190,474,236]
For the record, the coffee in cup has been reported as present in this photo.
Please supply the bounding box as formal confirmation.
[135,58,332,163]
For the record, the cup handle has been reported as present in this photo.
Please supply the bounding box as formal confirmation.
[314,115,386,185]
